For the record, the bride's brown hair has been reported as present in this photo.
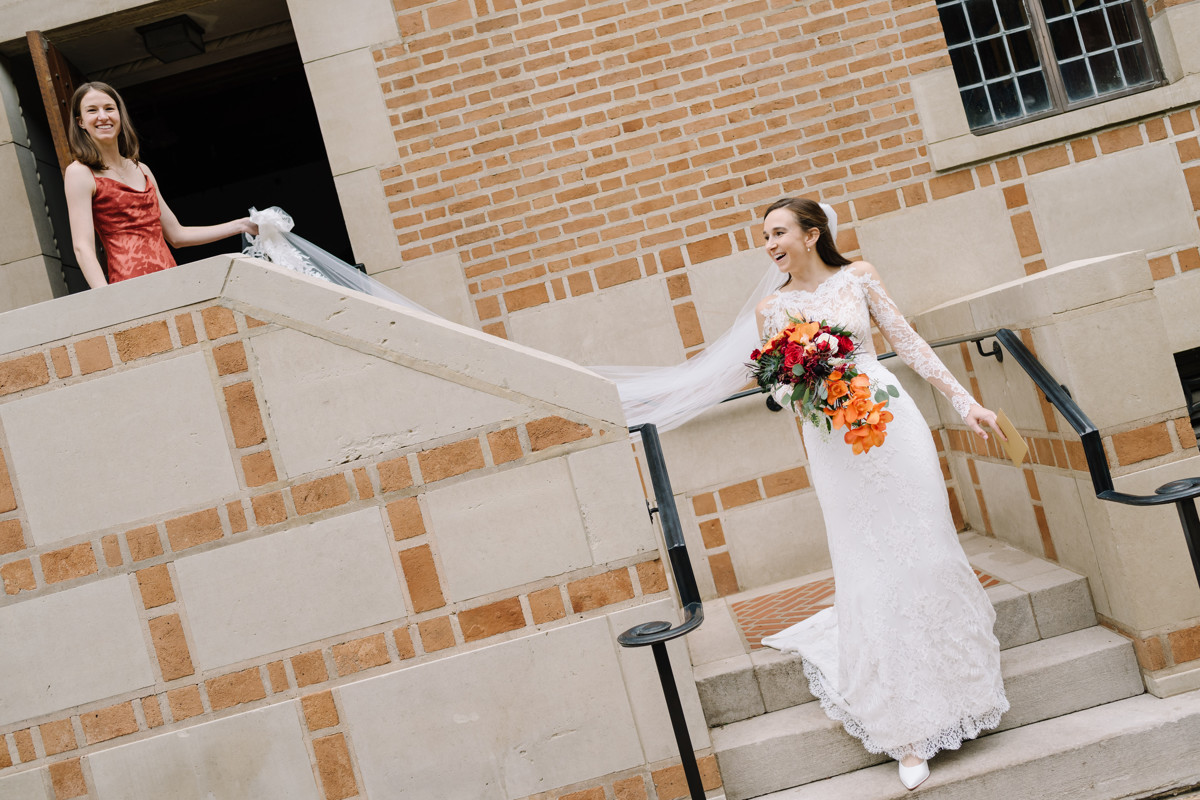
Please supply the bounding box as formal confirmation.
[68,81,140,171]
[765,197,851,287]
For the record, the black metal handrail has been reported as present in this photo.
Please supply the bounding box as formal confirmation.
[617,422,705,800]
[723,328,1200,588]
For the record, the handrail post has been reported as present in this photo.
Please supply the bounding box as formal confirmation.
[1175,497,1200,591]
[619,423,706,800]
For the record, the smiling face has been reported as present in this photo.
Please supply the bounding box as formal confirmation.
[76,88,121,145]
[763,207,816,275]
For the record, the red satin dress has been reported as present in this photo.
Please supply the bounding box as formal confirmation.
[91,168,177,283]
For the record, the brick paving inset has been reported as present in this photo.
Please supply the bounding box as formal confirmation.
[731,570,1003,649]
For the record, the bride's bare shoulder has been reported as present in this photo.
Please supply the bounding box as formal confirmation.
[755,293,781,315]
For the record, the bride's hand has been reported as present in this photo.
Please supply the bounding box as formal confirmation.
[966,405,1006,441]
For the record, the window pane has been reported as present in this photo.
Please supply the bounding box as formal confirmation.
[1049,19,1083,59]
[960,86,994,128]
[965,0,1000,36]
[998,0,1027,30]
[941,2,971,44]
[1009,30,1041,71]
[990,79,1023,121]
[978,37,1013,80]
[1106,3,1137,43]
[1018,72,1052,114]
[950,44,984,85]
[1091,50,1122,93]
[1042,0,1071,19]
[1118,43,1149,85]
[1077,9,1110,52]
[1061,58,1095,101]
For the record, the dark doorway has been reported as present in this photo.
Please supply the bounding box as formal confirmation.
[120,43,353,270]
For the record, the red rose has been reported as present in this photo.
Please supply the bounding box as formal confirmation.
[783,343,802,369]
[837,335,854,355]
[750,349,761,361]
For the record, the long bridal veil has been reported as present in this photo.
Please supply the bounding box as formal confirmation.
[243,203,837,433]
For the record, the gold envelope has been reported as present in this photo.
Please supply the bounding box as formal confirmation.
[995,409,1028,467]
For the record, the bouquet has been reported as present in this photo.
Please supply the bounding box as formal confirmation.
[750,317,898,454]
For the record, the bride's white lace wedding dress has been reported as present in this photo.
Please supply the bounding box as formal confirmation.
[759,263,1009,761]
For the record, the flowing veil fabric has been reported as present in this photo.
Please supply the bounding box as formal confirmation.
[243,203,836,433]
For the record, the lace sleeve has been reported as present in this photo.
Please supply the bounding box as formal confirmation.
[861,273,977,421]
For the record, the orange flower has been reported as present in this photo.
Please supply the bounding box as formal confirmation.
[828,393,873,429]
[844,420,888,454]
[850,373,871,398]
[787,320,820,345]
[825,377,849,404]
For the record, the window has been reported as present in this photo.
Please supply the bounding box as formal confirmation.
[936,0,1164,133]
[1176,347,1200,441]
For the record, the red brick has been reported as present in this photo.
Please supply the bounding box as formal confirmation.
[165,508,223,550]
[126,525,163,561]
[39,719,77,756]
[0,519,26,555]
[526,416,593,451]
[1023,145,1069,174]
[674,301,704,348]
[417,438,485,481]
[302,691,340,731]
[0,352,50,394]
[378,456,414,492]
[41,543,99,584]
[487,426,523,464]
[115,320,172,362]
[292,474,352,515]
[1011,211,1042,257]
[1070,137,1097,162]
[206,667,267,711]
[401,544,446,612]
[1168,625,1200,663]
[252,492,287,526]
[167,685,204,721]
[1097,125,1142,153]
[929,170,973,199]
[615,775,650,800]
[652,754,722,798]
[504,283,549,311]
[13,728,33,761]
[1148,255,1175,280]
[386,496,426,540]
[49,758,87,798]
[529,585,566,624]
[137,564,176,608]
[0,451,15,513]
[2,558,35,594]
[418,616,456,652]
[1133,634,1166,670]
[143,695,165,727]
[81,701,139,744]
[175,312,198,346]
[50,345,72,378]
[213,340,249,375]
[313,733,359,800]
[719,480,761,508]
[699,518,725,548]
[763,466,809,496]
[224,382,267,447]
[1112,422,1173,465]
[266,660,288,693]
[709,551,739,596]
[333,633,391,675]
[691,493,717,516]
[394,626,416,659]
[201,306,238,339]
[459,597,526,641]
[686,234,733,263]
[352,467,374,499]
[637,559,669,594]
[854,189,900,218]
[569,568,635,612]
[292,651,329,688]
[149,614,194,680]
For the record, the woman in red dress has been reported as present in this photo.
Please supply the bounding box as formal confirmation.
[64,81,257,288]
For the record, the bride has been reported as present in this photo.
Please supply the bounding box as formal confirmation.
[749,198,1009,790]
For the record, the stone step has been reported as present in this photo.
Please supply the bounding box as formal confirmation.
[695,562,1097,728]
[754,690,1200,800]
[712,626,1142,800]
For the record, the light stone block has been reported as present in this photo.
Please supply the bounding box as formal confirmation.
[0,769,49,799]
[337,618,644,799]
[88,701,320,800]
[948,452,985,532]
[607,599,711,760]
[986,583,1039,650]
[695,654,764,726]
[0,63,28,148]
[173,507,406,670]
[0,577,154,726]
[675,492,719,600]
[1051,297,1184,429]
[508,275,685,366]
[1013,569,1097,639]
[1,352,240,545]
[687,248,773,340]
[1155,272,1200,353]
[975,459,1043,558]
[333,167,404,277]
[0,254,65,313]
[568,441,657,564]
[688,597,749,665]
[288,0,399,62]
[0,256,230,357]
[1151,11,1184,82]
[0,0,154,41]
[1088,457,1200,630]
[882,357,940,426]
[224,258,625,427]
[1035,470,1109,616]
[250,326,523,477]
[911,67,971,144]
[1145,662,1200,699]
[0,144,43,265]
[659,397,804,493]
[1028,144,1198,269]
[970,342,1045,431]
[751,648,815,712]
[856,188,1024,315]
[725,493,831,592]
[304,48,397,175]
[1163,2,1200,77]
[424,457,592,601]
[371,252,474,327]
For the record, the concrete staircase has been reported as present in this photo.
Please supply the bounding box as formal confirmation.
[689,533,1200,800]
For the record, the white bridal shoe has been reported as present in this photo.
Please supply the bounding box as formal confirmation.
[898,759,929,790]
